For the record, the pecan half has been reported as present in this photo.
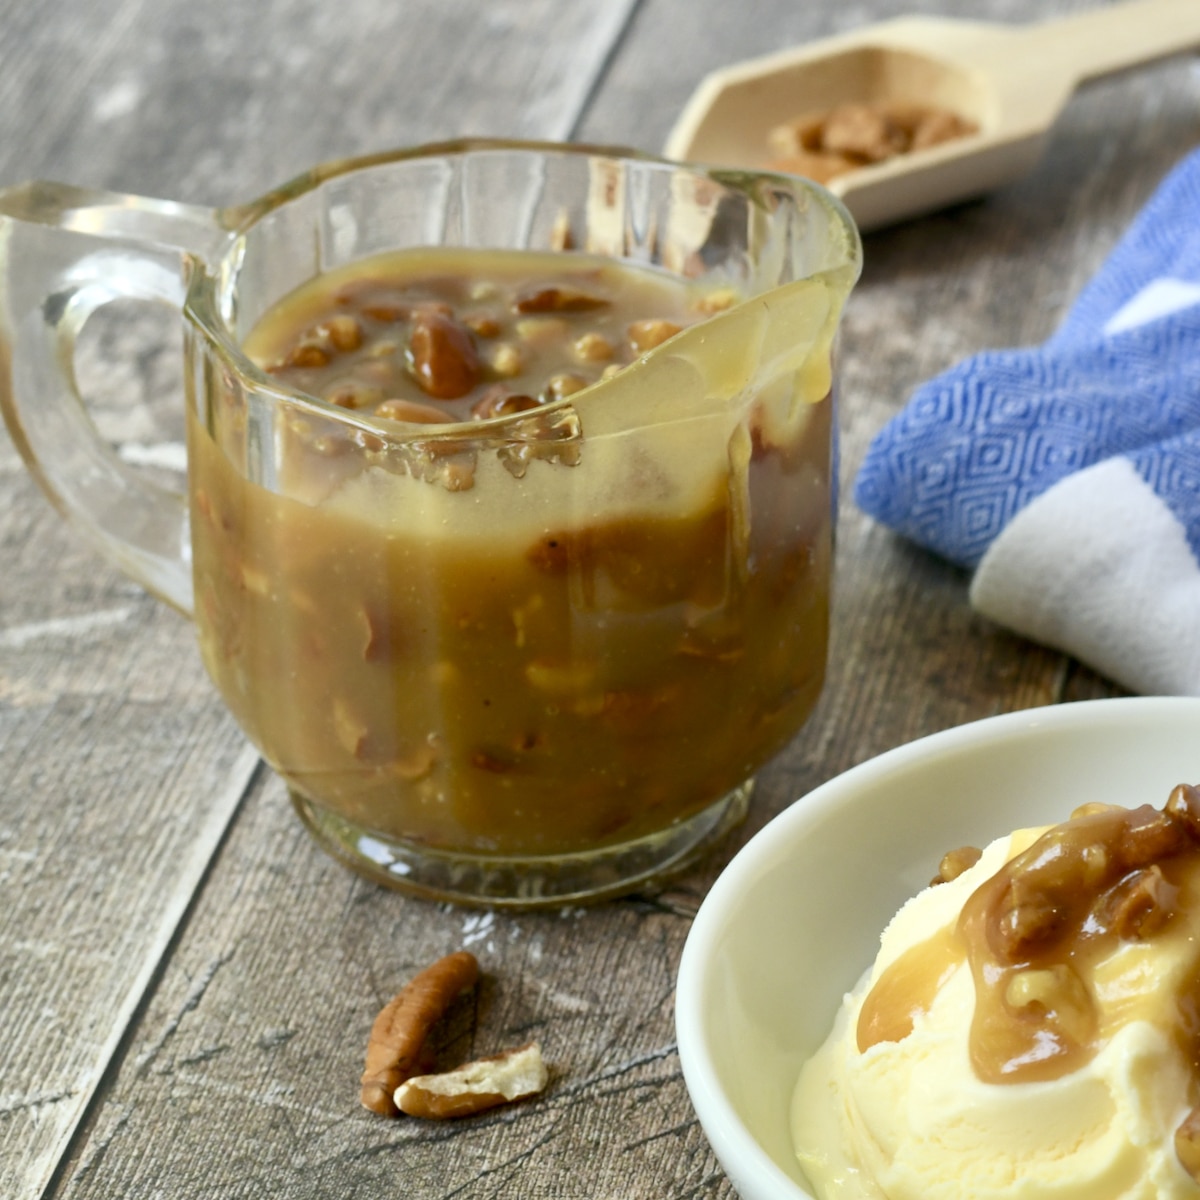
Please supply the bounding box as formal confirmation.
[359,951,480,1117]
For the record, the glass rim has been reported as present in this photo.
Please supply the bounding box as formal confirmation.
[182,137,862,442]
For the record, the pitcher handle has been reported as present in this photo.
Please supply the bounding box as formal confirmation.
[0,182,231,616]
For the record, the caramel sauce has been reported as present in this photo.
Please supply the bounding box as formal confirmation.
[859,785,1200,1095]
[959,796,1200,1085]
[244,248,725,425]
[188,248,835,857]
[857,923,964,1051]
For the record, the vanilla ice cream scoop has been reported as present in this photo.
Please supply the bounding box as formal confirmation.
[793,784,1200,1200]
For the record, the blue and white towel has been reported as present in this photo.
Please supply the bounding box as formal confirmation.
[854,147,1200,696]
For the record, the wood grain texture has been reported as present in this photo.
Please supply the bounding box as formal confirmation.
[49,773,718,1200]
[0,2,638,1196]
[577,0,1192,763]
[0,0,640,199]
[0,417,261,1197]
[2,0,1193,1195]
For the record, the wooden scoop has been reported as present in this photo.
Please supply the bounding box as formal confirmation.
[665,0,1200,231]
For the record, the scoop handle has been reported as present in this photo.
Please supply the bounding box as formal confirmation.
[1017,0,1200,87]
[0,182,228,615]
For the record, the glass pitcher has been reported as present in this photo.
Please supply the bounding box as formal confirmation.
[0,140,861,907]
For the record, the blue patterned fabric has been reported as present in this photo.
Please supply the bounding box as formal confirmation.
[854,147,1200,571]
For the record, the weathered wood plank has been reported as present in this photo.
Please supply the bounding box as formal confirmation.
[0,515,261,1194]
[576,0,1173,760]
[0,2,638,1196]
[49,772,724,1199]
[6,0,1190,1196]
[0,0,641,199]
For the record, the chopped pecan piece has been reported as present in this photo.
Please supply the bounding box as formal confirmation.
[395,1042,548,1120]
[408,312,480,400]
[1177,1106,1200,1181]
[375,397,449,425]
[542,372,588,401]
[464,313,502,338]
[514,285,608,313]
[488,342,524,378]
[470,385,539,420]
[326,381,384,410]
[931,845,982,886]
[1166,783,1200,840]
[324,314,363,352]
[288,340,331,369]
[573,331,614,363]
[1003,964,1095,1046]
[993,893,1068,961]
[909,108,977,150]
[362,301,409,322]
[628,319,681,354]
[821,103,905,162]
[1096,864,1176,940]
[1118,805,1187,872]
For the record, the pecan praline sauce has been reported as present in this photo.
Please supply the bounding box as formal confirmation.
[188,248,834,859]
[856,782,1200,1179]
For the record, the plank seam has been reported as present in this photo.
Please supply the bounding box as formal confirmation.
[567,0,649,142]
[33,744,264,1200]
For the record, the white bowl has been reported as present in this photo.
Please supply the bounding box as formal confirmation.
[675,696,1200,1200]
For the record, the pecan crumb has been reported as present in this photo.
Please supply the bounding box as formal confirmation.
[766,101,978,184]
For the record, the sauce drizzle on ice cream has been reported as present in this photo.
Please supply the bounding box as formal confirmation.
[856,782,1200,1180]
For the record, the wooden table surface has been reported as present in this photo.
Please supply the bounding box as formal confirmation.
[2,0,1194,1195]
